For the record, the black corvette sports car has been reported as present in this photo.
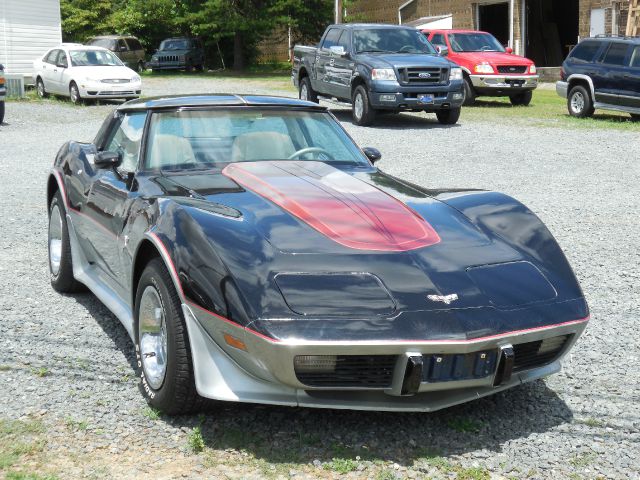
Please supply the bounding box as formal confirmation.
[47,95,589,414]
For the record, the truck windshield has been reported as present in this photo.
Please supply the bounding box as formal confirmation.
[353,29,436,54]
[448,33,505,52]
[145,109,370,171]
[69,50,123,67]
[160,39,191,50]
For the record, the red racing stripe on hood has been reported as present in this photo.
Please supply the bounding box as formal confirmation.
[222,161,440,252]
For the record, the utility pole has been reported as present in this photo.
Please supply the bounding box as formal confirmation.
[335,0,343,24]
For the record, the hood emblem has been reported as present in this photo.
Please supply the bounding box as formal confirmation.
[418,72,432,78]
[427,293,459,305]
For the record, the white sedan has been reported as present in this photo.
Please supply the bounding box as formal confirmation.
[33,44,142,104]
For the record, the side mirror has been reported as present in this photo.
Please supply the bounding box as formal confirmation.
[56,61,67,68]
[95,151,122,169]
[506,47,513,54]
[329,45,347,57]
[362,147,382,164]
[436,45,449,56]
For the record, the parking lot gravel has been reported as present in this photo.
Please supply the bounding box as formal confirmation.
[1,75,639,479]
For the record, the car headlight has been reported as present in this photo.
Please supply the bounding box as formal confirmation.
[529,64,537,74]
[449,67,463,81]
[84,77,101,83]
[473,63,494,74]
[371,68,397,81]
[131,75,141,83]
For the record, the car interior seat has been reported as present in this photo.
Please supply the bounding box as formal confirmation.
[231,131,296,161]
[148,134,197,169]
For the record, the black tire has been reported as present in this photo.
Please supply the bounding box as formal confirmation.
[69,81,82,105]
[185,63,193,73]
[195,64,204,72]
[299,76,318,103]
[0,101,4,124]
[567,85,594,118]
[630,114,640,122]
[135,257,207,414]
[48,191,84,293]
[435,107,461,125]
[509,90,533,106]
[352,85,376,126]
[462,77,476,106]
[36,77,48,99]
[137,61,145,73]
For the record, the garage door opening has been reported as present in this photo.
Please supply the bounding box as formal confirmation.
[525,0,579,66]
[478,2,510,46]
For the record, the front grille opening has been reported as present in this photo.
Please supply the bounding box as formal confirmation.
[496,65,528,74]
[513,335,571,372]
[399,67,448,85]
[294,355,396,388]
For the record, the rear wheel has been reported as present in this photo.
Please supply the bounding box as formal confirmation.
[48,191,84,293]
[435,107,461,125]
[0,101,4,124]
[36,77,48,98]
[462,77,476,106]
[352,85,376,126]
[509,90,533,106]
[567,85,594,118]
[69,81,82,105]
[299,76,318,103]
[135,258,207,414]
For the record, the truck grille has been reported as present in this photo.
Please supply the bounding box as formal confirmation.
[158,55,181,63]
[398,67,448,85]
[295,355,396,388]
[496,65,528,74]
[513,335,571,372]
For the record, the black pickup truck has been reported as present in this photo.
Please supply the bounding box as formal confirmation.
[292,24,464,126]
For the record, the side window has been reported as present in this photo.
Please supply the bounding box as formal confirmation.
[569,41,601,63]
[601,42,629,66]
[321,29,342,50]
[336,30,350,52]
[56,51,68,68]
[117,39,128,52]
[104,112,147,173]
[431,33,446,47]
[127,38,142,51]
[45,50,59,65]
[630,46,640,68]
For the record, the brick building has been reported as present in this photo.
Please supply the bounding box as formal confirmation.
[348,0,632,66]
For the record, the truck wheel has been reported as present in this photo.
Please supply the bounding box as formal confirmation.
[299,77,318,103]
[463,77,476,106]
[435,107,461,125]
[567,85,594,118]
[510,90,532,106]
[352,85,376,126]
[135,258,208,415]
[0,101,4,124]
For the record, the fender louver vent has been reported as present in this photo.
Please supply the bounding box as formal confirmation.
[513,335,571,372]
[295,355,396,388]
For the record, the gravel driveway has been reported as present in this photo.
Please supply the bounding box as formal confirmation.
[1,76,638,480]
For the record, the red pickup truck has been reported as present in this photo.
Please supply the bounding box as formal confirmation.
[422,29,538,106]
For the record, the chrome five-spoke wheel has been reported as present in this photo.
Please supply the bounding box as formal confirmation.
[138,286,168,390]
[48,203,63,276]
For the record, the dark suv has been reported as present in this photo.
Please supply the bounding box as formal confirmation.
[557,36,640,120]
[147,37,205,72]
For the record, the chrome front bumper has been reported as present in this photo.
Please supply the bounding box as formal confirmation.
[556,81,568,98]
[184,303,588,411]
[470,74,538,90]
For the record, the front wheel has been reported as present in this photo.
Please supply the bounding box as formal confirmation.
[352,85,376,126]
[36,77,48,98]
[135,258,207,414]
[567,85,594,118]
[48,191,84,293]
[462,77,476,106]
[0,101,4,124]
[509,90,533,106]
[435,107,461,125]
[69,81,82,105]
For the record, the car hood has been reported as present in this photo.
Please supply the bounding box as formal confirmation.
[69,65,137,79]
[358,52,453,69]
[456,51,533,66]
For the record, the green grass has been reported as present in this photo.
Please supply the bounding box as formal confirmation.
[187,426,206,454]
[5,473,59,480]
[30,367,49,378]
[64,417,88,431]
[462,88,640,131]
[0,419,48,474]
[141,406,162,421]
[323,457,357,474]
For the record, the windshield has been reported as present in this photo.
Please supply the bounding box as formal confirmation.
[145,109,369,171]
[69,50,123,66]
[160,39,190,51]
[448,33,505,52]
[353,28,436,54]
[87,38,116,50]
